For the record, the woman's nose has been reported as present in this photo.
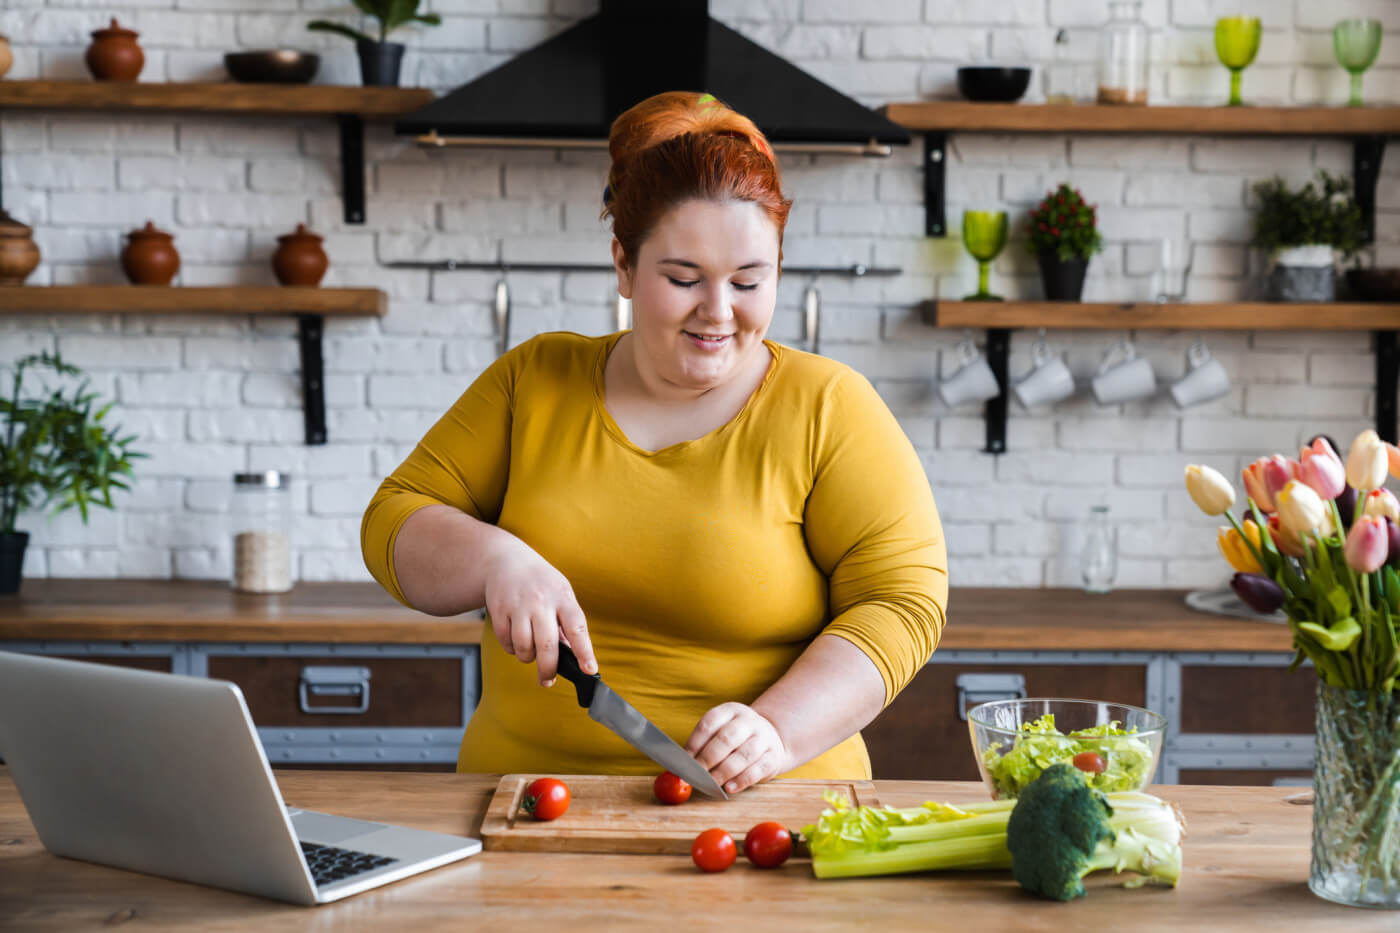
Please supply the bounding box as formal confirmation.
[696,283,734,322]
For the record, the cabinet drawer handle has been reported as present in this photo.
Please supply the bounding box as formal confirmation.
[298,665,371,715]
[956,673,1027,721]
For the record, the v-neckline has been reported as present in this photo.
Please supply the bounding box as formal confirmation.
[591,332,782,458]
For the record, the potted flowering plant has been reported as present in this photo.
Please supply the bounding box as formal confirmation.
[1026,183,1103,301]
[1185,432,1400,908]
[0,352,144,594]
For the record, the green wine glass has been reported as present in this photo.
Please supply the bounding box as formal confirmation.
[1335,19,1383,108]
[1215,16,1262,107]
[962,210,1008,302]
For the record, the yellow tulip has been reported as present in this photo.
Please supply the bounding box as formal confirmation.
[1184,464,1235,516]
[1277,479,1332,543]
[1217,521,1264,573]
[1346,429,1388,492]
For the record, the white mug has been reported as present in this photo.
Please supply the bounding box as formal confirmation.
[1170,341,1230,409]
[938,338,1001,408]
[1092,339,1156,405]
[1014,336,1076,409]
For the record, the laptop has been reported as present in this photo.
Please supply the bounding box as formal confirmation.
[0,651,481,905]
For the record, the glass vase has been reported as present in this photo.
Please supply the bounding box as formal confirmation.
[1310,682,1400,909]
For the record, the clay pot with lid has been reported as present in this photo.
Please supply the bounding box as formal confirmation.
[0,35,13,80]
[121,221,179,285]
[85,19,144,81]
[0,210,41,285]
[272,224,329,286]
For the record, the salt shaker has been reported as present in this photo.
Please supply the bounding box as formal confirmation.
[231,471,292,594]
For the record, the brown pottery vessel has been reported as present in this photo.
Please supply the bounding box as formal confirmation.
[0,210,41,285]
[0,35,13,80]
[85,19,144,82]
[121,221,179,285]
[272,224,329,286]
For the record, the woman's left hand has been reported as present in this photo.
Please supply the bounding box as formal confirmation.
[684,702,792,795]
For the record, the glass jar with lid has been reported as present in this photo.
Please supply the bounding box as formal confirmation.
[1080,505,1118,594]
[1097,0,1149,106]
[231,471,292,593]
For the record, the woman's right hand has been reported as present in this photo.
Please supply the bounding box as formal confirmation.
[482,538,598,686]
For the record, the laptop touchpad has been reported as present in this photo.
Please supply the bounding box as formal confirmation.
[291,810,388,845]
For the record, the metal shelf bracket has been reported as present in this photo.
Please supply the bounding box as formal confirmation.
[1354,136,1387,245]
[923,132,947,237]
[1378,329,1398,444]
[298,315,328,445]
[983,327,1011,454]
[338,114,366,225]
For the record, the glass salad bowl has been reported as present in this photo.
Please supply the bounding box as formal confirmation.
[967,698,1167,800]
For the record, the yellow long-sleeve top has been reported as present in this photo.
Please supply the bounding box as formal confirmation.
[361,331,947,779]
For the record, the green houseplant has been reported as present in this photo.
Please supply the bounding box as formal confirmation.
[1251,170,1364,302]
[0,352,145,594]
[1026,184,1103,301]
[307,0,442,87]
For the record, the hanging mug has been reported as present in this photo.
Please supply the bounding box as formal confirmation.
[1091,338,1156,405]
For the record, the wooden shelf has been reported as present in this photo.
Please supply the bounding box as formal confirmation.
[0,285,386,316]
[0,80,433,116]
[922,300,1400,331]
[883,102,1400,135]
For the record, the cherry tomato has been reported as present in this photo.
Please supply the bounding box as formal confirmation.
[521,777,571,821]
[743,821,793,869]
[1072,751,1107,775]
[654,770,693,805]
[691,828,736,873]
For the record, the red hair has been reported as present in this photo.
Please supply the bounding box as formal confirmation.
[602,91,792,268]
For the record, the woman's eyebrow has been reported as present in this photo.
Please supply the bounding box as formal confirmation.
[658,258,773,270]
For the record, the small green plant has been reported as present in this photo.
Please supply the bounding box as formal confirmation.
[307,0,442,45]
[1251,170,1364,258]
[0,352,145,534]
[1026,184,1103,262]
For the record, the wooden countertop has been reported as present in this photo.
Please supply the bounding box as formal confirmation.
[0,580,1293,652]
[0,768,1381,931]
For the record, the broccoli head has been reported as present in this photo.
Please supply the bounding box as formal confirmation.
[1006,763,1184,901]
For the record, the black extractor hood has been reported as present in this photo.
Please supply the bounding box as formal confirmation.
[396,0,910,155]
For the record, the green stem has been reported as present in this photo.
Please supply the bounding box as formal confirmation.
[977,260,990,299]
[1228,69,1243,106]
[1350,72,1364,108]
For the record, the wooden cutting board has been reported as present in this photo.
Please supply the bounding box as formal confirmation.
[479,774,881,854]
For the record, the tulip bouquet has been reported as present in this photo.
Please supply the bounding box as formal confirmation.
[1186,430,1400,907]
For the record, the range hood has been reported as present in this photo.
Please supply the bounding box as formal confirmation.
[395,0,910,156]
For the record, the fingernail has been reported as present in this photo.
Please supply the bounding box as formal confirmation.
[543,678,555,688]
[725,782,738,793]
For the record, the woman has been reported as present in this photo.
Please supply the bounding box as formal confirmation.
[362,91,946,794]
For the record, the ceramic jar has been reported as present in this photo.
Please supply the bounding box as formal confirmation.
[0,210,40,285]
[0,35,13,80]
[85,19,144,82]
[272,224,328,286]
[121,221,179,285]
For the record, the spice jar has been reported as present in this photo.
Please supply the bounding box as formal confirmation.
[231,471,293,594]
[1097,0,1149,106]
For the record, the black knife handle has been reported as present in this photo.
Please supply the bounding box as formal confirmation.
[555,642,598,709]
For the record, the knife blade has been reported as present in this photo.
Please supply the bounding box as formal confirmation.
[555,643,728,800]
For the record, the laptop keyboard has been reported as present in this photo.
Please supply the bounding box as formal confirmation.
[300,841,399,886]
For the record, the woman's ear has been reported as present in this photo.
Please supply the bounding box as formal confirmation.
[611,238,633,301]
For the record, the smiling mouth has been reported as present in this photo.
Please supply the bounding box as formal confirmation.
[684,331,732,343]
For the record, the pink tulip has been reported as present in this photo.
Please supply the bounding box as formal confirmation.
[1242,455,1296,513]
[1268,513,1306,558]
[1345,515,1389,573]
[1298,438,1346,501]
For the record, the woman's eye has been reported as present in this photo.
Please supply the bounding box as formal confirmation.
[667,277,699,288]
[732,282,759,291]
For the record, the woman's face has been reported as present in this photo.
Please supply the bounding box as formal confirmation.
[613,198,779,393]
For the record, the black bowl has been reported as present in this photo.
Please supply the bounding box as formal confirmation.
[957,66,1032,103]
[224,50,320,84]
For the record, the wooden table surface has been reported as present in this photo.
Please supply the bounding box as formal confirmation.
[0,768,1382,931]
[0,581,1293,652]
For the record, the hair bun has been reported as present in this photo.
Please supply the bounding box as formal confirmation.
[608,91,775,177]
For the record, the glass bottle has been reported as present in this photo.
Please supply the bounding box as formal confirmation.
[1080,505,1118,594]
[231,471,292,594]
[1097,0,1149,106]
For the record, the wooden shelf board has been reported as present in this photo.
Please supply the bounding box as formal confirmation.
[883,101,1400,135]
[0,285,387,316]
[922,300,1400,331]
[0,80,433,117]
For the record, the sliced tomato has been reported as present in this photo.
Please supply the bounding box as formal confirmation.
[1072,751,1107,775]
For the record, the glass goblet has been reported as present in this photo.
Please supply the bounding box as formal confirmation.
[1335,19,1383,108]
[962,210,1008,302]
[1215,16,1262,107]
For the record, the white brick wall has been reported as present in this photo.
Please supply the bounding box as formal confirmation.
[3,0,1398,589]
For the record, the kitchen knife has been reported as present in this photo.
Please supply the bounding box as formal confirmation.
[555,643,728,800]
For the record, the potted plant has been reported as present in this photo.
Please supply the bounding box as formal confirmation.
[0,352,145,595]
[307,0,441,87]
[1026,183,1103,301]
[1251,170,1364,302]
